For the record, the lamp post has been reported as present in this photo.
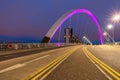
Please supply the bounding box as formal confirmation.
[83,36,92,45]
[112,14,120,23]
[107,24,113,30]
[103,31,115,43]
[103,32,108,43]
[111,13,120,43]
[107,24,114,43]
[103,32,107,36]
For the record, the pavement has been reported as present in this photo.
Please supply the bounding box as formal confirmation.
[0,45,120,80]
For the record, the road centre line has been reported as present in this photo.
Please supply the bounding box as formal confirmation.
[39,52,71,80]
[24,47,79,80]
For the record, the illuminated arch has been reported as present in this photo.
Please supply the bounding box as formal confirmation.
[41,9,104,44]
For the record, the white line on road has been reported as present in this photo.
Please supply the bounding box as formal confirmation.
[0,64,25,73]
[0,55,50,73]
[24,55,50,64]
[83,49,113,80]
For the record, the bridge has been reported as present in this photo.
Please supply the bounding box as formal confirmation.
[0,9,120,80]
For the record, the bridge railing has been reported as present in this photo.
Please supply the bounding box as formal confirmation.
[0,43,81,51]
[104,42,120,45]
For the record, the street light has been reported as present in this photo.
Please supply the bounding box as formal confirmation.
[82,36,92,45]
[107,24,113,30]
[103,32,107,36]
[106,12,120,44]
[103,31,115,43]
[106,24,115,43]
[103,32,109,43]
[111,13,120,43]
[112,14,120,22]
[83,36,86,39]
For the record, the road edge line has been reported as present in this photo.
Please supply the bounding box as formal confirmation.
[83,47,113,80]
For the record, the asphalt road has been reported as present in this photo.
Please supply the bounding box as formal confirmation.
[0,46,75,80]
[88,45,120,74]
[0,46,66,61]
[44,46,108,80]
[0,45,120,80]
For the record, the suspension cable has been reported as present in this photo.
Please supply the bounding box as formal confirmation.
[69,17,72,28]
[58,26,62,43]
[75,13,79,34]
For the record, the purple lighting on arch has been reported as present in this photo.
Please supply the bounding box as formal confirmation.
[50,9,104,44]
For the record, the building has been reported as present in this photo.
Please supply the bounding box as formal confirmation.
[64,27,81,43]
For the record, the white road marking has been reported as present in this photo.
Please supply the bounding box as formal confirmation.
[0,55,50,73]
[24,55,50,64]
[83,50,113,80]
[0,64,25,73]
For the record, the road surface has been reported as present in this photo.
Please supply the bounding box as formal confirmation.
[0,45,120,80]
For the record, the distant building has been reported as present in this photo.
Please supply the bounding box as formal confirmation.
[64,27,81,43]
[64,28,72,43]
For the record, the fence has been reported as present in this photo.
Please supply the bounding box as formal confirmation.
[0,43,81,51]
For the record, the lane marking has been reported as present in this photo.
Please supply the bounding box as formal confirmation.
[0,64,25,73]
[0,46,78,74]
[83,48,113,80]
[83,47,120,80]
[24,46,79,80]
[0,47,73,74]
[88,51,120,77]
[26,48,78,79]
[24,55,50,64]
[0,55,50,73]
[33,50,73,80]
[40,53,70,80]
[29,47,78,80]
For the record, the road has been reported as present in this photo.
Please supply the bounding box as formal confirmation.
[0,45,120,80]
[0,46,64,61]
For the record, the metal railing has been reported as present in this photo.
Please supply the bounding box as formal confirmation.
[0,43,81,51]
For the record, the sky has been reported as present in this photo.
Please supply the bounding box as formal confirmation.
[0,0,120,43]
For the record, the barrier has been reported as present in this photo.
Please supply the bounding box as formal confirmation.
[0,43,81,51]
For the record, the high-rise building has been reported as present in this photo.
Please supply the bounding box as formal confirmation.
[64,28,73,43]
[64,27,81,43]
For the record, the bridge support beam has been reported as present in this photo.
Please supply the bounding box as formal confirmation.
[41,9,104,44]
[41,36,50,43]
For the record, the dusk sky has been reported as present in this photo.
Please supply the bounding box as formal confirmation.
[0,0,120,43]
